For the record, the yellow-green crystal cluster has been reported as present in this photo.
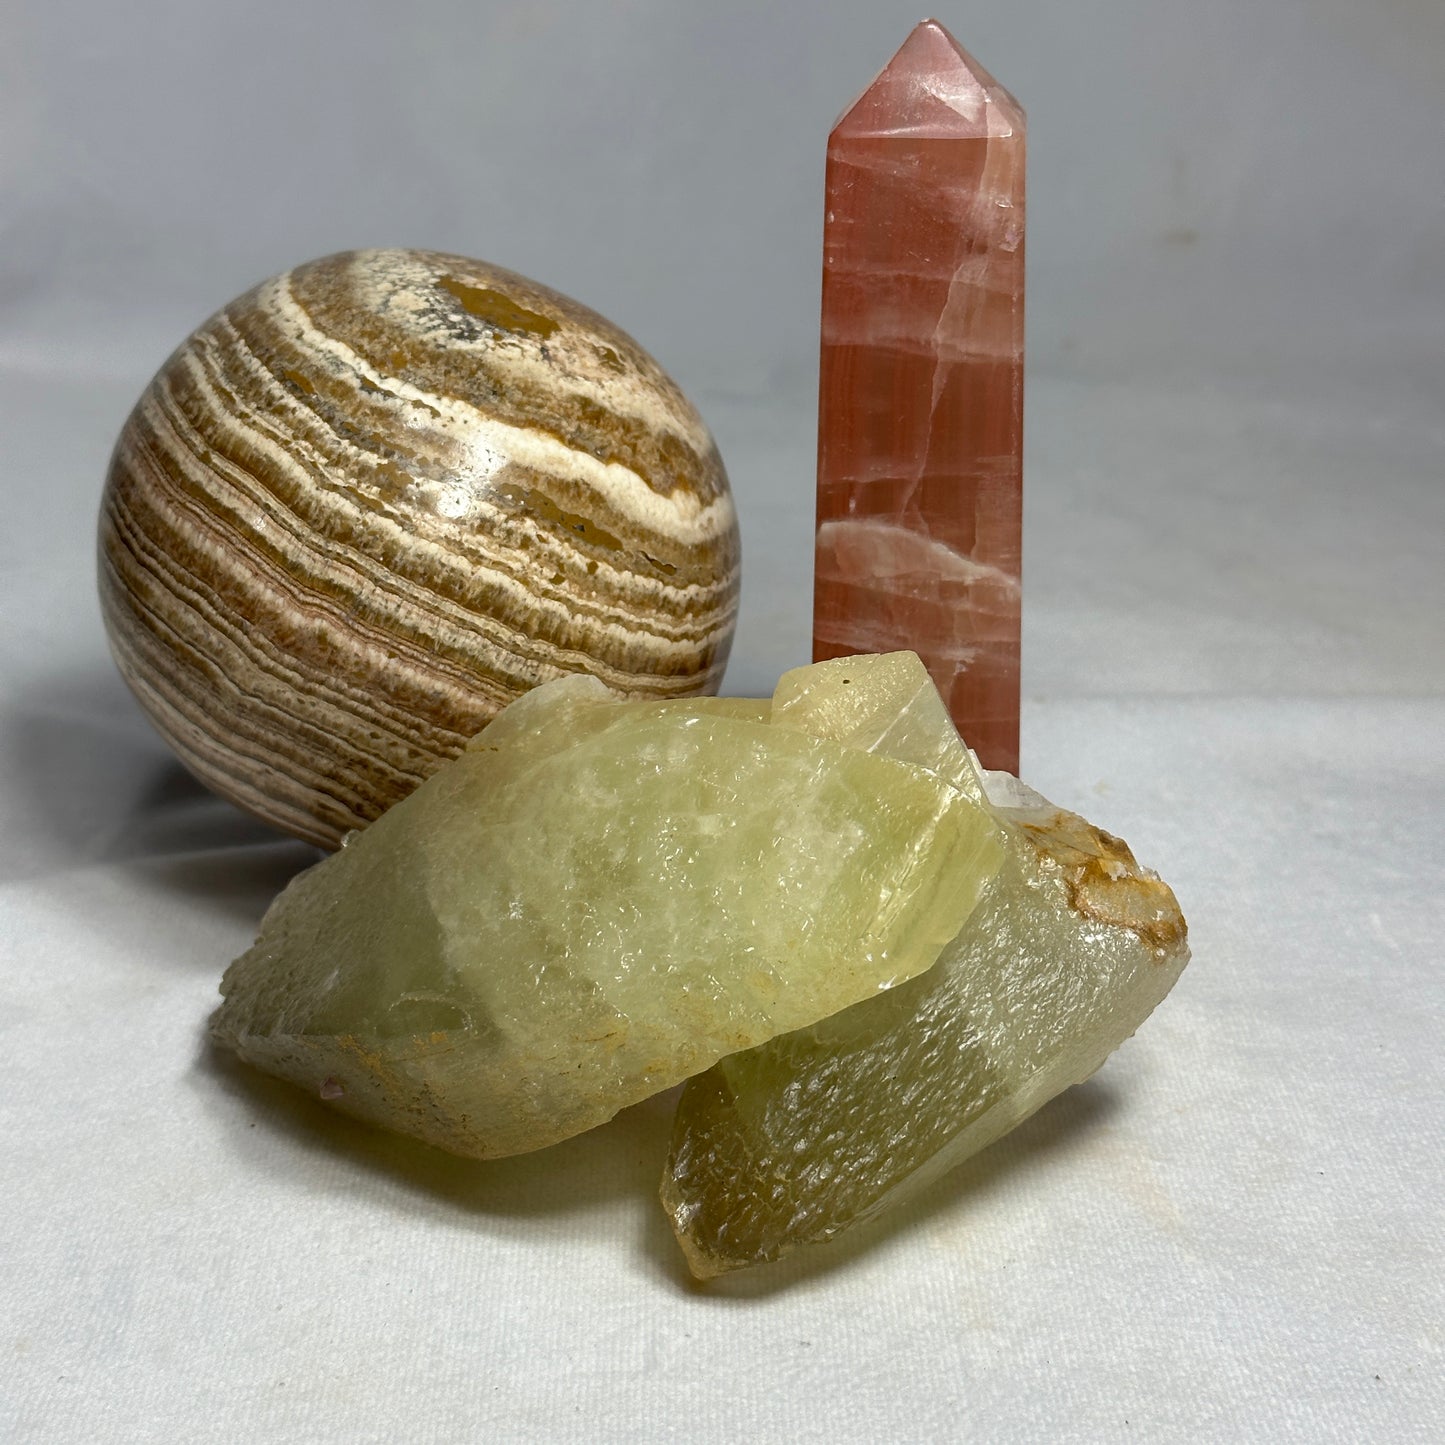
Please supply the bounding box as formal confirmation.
[211,669,1002,1160]
[661,653,1189,1276]
[212,651,1187,1276]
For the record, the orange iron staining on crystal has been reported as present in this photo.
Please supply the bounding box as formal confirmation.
[814,20,1025,773]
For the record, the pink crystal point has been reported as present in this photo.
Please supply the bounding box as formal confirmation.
[814,19,1025,773]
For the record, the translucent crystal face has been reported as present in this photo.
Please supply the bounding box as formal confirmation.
[661,653,1189,1278]
[211,671,1003,1160]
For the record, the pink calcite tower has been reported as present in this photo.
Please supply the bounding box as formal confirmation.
[814,20,1025,773]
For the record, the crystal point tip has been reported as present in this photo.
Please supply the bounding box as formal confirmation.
[833,19,1024,139]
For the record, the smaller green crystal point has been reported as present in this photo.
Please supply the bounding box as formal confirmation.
[661,653,1190,1279]
[211,669,1002,1160]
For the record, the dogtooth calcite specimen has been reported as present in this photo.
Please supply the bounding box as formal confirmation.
[100,248,740,850]
[212,670,1003,1159]
[661,653,1189,1277]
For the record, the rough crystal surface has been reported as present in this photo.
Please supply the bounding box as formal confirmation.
[662,654,1189,1278]
[814,21,1026,772]
[212,672,1002,1159]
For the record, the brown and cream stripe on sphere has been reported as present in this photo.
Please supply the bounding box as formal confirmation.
[99,249,741,848]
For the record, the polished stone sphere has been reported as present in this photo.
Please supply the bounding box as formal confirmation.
[99,249,740,847]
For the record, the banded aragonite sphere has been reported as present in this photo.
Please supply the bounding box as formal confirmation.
[99,249,741,848]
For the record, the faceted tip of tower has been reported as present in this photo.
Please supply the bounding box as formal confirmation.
[832,19,1025,140]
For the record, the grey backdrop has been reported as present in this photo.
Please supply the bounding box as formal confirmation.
[2,3,1442,1442]
[5,0,1444,389]
[3,0,1442,699]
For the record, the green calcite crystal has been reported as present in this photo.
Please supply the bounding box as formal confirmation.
[662,653,1190,1278]
[211,673,1002,1160]
[770,648,987,806]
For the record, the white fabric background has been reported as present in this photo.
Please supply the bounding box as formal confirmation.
[1,2,1442,1441]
